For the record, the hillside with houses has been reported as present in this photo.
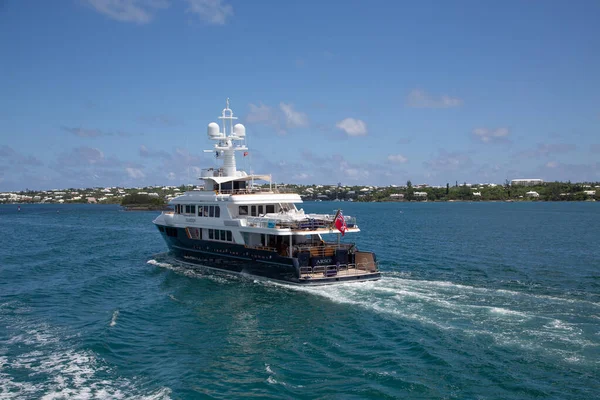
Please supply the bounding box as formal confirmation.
[1,180,598,205]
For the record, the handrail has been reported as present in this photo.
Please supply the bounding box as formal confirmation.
[299,262,379,278]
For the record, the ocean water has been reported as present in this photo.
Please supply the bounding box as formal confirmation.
[1,201,599,399]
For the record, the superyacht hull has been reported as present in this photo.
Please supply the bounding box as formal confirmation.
[158,226,381,286]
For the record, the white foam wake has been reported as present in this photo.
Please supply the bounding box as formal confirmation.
[0,320,171,400]
[271,275,597,364]
[110,310,119,327]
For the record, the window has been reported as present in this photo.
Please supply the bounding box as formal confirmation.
[227,231,232,242]
[215,206,220,218]
[251,205,257,216]
[258,205,263,215]
[198,205,204,217]
[220,230,226,241]
[239,206,248,216]
[204,205,209,217]
[185,205,190,214]
[208,229,214,240]
[209,206,214,218]
[266,204,275,213]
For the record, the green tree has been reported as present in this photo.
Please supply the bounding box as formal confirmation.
[406,180,414,201]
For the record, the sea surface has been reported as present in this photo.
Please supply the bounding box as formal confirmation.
[1,202,599,399]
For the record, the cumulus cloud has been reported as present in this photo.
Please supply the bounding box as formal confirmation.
[139,145,171,159]
[246,103,274,124]
[62,126,105,138]
[84,0,169,24]
[62,126,138,138]
[125,167,145,179]
[186,0,233,25]
[472,127,510,144]
[336,118,367,136]
[0,145,43,166]
[513,142,577,159]
[246,101,309,134]
[424,150,473,172]
[406,89,463,108]
[280,103,308,128]
[387,154,408,163]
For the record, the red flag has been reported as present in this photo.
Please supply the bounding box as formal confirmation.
[243,151,248,157]
[334,210,347,236]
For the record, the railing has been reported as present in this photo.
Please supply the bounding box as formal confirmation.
[215,187,297,195]
[299,262,379,279]
[241,215,357,231]
[294,243,354,257]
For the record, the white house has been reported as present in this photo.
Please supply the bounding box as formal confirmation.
[512,179,544,186]
[526,191,540,198]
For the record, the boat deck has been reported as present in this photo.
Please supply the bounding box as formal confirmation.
[299,263,379,280]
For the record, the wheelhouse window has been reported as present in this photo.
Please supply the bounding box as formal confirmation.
[258,205,264,215]
[215,205,220,218]
[209,205,215,218]
[198,205,204,217]
[266,204,275,213]
[251,205,257,216]
[239,206,248,216]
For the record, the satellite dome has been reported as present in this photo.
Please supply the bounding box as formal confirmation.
[233,123,246,138]
[207,122,221,138]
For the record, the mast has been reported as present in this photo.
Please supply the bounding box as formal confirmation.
[205,99,247,177]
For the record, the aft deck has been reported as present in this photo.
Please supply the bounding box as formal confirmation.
[298,262,380,281]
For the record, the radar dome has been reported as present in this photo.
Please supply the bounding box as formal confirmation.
[233,123,246,137]
[207,122,221,138]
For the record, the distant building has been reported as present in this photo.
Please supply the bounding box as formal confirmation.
[584,190,596,196]
[414,192,428,198]
[511,179,544,186]
[526,191,540,198]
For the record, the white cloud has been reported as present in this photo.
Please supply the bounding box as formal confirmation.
[84,0,169,24]
[279,103,308,128]
[293,173,310,180]
[387,154,408,163]
[406,89,463,108]
[472,127,510,144]
[336,118,367,136]
[125,167,145,179]
[246,103,274,124]
[186,0,233,25]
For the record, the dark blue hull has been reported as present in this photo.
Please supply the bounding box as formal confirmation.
[155,225,381,285]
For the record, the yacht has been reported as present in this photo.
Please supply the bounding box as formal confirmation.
[152,100,380,285]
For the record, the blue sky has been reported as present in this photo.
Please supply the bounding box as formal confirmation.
[1,0,599,191]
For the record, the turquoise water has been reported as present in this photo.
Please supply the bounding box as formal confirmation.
[1,202,599,399]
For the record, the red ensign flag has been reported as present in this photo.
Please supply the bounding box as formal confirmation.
[334,211,347,236]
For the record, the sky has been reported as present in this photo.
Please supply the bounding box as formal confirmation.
[1,0,599,191]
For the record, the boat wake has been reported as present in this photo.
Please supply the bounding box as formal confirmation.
[270,273,600,365]
[0,303,171,400]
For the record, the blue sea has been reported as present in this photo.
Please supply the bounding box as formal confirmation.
[1,202,599,399]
